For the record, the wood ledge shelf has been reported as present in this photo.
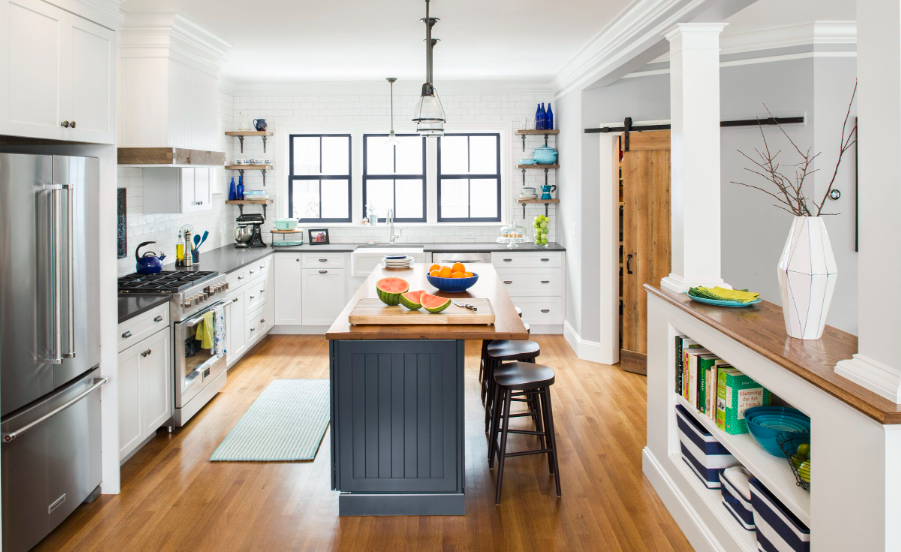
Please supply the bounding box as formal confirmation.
[517,198,559,204]
[225,164,272,170]
[517,164,559,170]
[226,199,272,205]
[516,129,560,135]
[644,284,901,424]
[270,228,302,234]
[225,131,272,137]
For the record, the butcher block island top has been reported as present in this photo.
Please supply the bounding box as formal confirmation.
[327,263,528,340]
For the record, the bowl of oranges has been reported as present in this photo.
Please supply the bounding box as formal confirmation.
[426,262,479,292]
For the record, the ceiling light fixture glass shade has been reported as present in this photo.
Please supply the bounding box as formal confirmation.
[385,77,401,146]
[413,0,445,137]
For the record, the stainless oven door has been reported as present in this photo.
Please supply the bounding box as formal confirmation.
[173,301,227,409]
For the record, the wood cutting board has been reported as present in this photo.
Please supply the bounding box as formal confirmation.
[348,298,495,325]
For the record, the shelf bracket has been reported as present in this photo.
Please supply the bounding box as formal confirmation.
[261,169,266,187]
[522,133,526,150]
[262,135,268,153]
[236,204,244,216]
[522,202,526,218]
[236,168,245,179]
[544,134,549,147]
[237,136,245,153]
[544,168,549,186]
[544,203,549,217]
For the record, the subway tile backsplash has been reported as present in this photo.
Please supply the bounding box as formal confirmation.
[117,87,556,276]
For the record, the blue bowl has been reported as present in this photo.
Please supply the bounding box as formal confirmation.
[427,273,479,292]
[745,406,810,456]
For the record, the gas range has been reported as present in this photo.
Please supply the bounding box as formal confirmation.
[118,270,229,321]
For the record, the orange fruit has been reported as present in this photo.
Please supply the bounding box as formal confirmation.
[451,272,467,278]
[451,262,465,273]
[438,266,453,278]
[428,264,440,273]
[429,269,440,277]
[463,272,473,278]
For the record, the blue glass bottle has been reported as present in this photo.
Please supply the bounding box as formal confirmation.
[228,177,237,200]
[535,103,542,130]
[236,174,244,200]
[546,103,554,131]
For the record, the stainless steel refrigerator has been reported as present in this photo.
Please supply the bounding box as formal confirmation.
[0,153,106,552]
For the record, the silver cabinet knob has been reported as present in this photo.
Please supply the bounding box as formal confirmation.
[154,315,163,322]
[70,121,76,128]
[122,331,132,338]
[60,121,70,128]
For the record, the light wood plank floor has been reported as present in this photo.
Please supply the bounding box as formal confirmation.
[35,335,691,551]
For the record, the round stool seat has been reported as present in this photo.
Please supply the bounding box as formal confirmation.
[494,362,555,390]
[487,340,540,361]
[515,307,523,318]
[523,321,531,333]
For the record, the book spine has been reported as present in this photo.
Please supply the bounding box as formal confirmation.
[716,369,727,431]
[675,336,683,396]
[699,364,707,413]
[688,356,698,408]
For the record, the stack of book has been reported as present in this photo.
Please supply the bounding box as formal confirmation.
[675,335,772,435]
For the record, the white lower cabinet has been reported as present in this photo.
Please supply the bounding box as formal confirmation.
[492,251,565,328]
[274,253,303,325]
[247,304,267,346]
[117,327,171,462]
[226,287,247,367]
[302,268,346,326]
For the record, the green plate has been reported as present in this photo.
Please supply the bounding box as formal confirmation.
[683,292,761,308]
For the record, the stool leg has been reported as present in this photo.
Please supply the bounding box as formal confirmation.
[532,392,546,449]
[479,340,489,383]
[543,388,562,497]
[495,389,513,505]
[488,381,502,464]
[539,388,554,475]
[484,358,496,431]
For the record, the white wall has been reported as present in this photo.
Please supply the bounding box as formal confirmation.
[576,56,858,340]
[556,89,583,336]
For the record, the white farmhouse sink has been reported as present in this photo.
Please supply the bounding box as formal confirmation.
[351,246,425,278]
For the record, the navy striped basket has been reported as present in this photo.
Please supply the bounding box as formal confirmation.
[676,404,737,489]
[720,466,755,531]
[750,477,811,552]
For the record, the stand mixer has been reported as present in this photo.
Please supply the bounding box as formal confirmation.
[234,214,267,248]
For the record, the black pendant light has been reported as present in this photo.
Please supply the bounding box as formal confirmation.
[385,77,400,146]
[412,0,445,137]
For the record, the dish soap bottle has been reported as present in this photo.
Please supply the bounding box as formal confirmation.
[228,177,237,200]
[236,174,244,200]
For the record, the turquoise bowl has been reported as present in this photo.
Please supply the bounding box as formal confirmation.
[745,406,811,456]
[273,218,298,231]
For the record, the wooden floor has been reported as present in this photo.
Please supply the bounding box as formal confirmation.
[35,335,691,552]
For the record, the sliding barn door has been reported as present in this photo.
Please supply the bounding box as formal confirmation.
[621,131,671,375]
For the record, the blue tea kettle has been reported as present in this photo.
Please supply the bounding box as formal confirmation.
[135,241,166,274]
[253,119,267,131]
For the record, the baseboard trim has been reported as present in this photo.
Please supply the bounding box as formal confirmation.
[528,324,563,335]
[563,320,604,363]
[642,447,721,552]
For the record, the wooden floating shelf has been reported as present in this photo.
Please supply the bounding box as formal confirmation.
[225,131,273,154]
[516,129,560,135]
[517,164,559,170]
[226,199,272,205]
[225,164,272,170]
[270,228,303,234]
[517,198,559,204]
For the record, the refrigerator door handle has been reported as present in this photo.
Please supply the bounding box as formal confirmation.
[2,377,108,442]
[63,184,75,358]
[47,185,63,365]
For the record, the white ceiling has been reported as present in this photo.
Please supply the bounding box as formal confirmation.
[121,0,634,84]
[723,0,855,36]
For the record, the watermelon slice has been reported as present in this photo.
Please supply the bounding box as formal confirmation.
[399,290,425,310]
[376,277,409,305]
[420,293,452,313]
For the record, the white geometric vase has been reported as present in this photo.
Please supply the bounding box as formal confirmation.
[776,216,837,340]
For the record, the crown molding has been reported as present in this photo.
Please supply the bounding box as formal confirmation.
[220,79,554,98]
[45,0,124,30]
[119,11,231,75]
[720,21,856,56]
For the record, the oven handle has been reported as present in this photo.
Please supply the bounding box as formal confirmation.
[3,378,108,442]
[183,300,229,328]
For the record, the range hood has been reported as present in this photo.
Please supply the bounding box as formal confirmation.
[117,12,230,167]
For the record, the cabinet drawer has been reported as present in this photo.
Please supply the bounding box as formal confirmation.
[245,258,269,280]
[246,303,267,346]
[514,297,564,325]
[492,251,562,268]
[302,252,345,269]
[245,274,268,313]
[226,268,248,291]
[118,304,169,353]
[496,268,563,297]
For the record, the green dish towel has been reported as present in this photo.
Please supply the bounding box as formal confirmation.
[689,286,760,303]
[195,311,215,349]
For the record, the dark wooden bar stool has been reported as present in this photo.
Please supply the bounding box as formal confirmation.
[482,340,540,431]
[479,307,524,384]
[488,362,561,504]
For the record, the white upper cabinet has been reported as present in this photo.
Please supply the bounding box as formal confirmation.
[143,167,213,214]
[0,0,115,144]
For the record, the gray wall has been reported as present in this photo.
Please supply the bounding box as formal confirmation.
[570,56,858,342]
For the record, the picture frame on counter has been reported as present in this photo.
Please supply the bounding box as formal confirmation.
[309,228,330,245]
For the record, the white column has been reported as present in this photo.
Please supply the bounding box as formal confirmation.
[835,0,901,403]
[660,23,729,294]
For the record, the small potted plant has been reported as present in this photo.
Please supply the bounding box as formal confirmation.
[732,82,857,340]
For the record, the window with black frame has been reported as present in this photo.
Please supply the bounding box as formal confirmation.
[363,134,427,222]
[289,134,352,222]
[437,133,501,222]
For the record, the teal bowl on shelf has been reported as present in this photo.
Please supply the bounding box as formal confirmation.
[745,406,811,456]
[273,218,298,231]
[427,273,479,292]
[533,146,558,165]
